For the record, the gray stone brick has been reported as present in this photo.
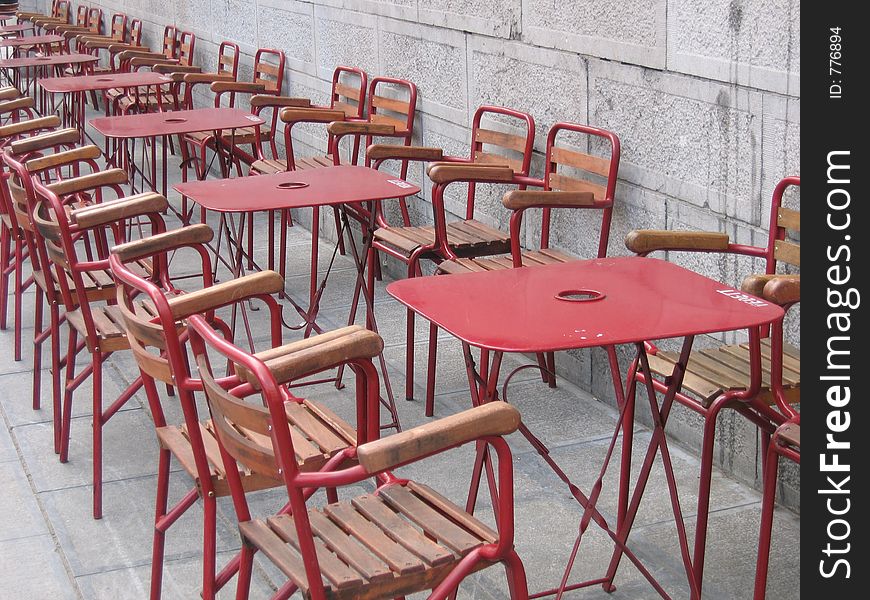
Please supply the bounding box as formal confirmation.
[589,59,763,222]
[419,0,521,38]
[314,4,379,82]
[523,0,667,68]
[667,0,801,95]
[257,0,316,76]
[760,94,800,227]
[317,0,417,21]
[378,18,468,125]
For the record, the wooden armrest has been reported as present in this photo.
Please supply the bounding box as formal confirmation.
[0,97,35,114]
[108,42,149,53]
[624,230,731,255]
[71,192,168,229]
[357,403,521,473]
[0,115,61,140]
[166,269,283,320]
[81,37,115,49]
[8,127,78,155]
[741,274,800,306]
[503,190,595,210]
[244,325,384,384]
[427,163,514,185]
[25,144,102,173]
[367,145,444,161]
[117,50,167,62]
[44,168,128,196]
[0,88,20,101]
[152,64,201,77]
[249,95,311,109]
[130,57,178,68]
[279,107,346,124]
[328,121,395,136]
[111,223,213,263]
[210,81,266,94]
[182,72,235,84]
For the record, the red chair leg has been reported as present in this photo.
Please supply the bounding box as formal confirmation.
[0,225,9,330]
[504,549,530,600]
[405,305,416,402]
[92,350,104,519]
[31,286,44,410]
[150,447,171,600]
[234,543,255,600]
[425,322,438,417]
[202,494,217,600]
[50,305,62,454]
[59,328,79,463]
[753,443,781,600]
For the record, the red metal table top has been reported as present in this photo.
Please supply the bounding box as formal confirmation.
[89,107,264,139]
[0,33,64,46]
[0,24,33,33]
[387,257,784,353]
[38,71,172,93]
[0,52,98,68]
[174,165,421,212]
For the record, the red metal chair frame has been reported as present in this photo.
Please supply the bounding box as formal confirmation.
[621,176,801,593]
[369,105,536,405]
[29,163,152,519]
[187,312,529,600]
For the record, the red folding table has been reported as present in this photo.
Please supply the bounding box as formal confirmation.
[175,164,421,431]
[1,52,97,106]
[90,107,264,197]
[387,257,784,598]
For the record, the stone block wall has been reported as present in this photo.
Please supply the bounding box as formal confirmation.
[32,0,800,505]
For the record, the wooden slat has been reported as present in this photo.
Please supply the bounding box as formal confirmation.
[646,352,722,403]
[460,219,509,242]
[334,100,360,118]
[715,344,800,385]
[239,520,310,594]
[475,128,528,153]
[774,240,800,266]
[156,425,216,478]
[186,421,226,478]
[285,425,328,468]
[374,227,423,254]
[350,495,454,566]
[407,483,498,544]
[324,503,425,575]
[308,510,393,583]
[680,351,754,390]
[777,207,800,231]
[472,150,523,172]
[89,306,126,339]
[550,145,611,178]
[303,400,357,445]
[256,61,281,77]
[757,339,801,372]
[379,486,482,555]
[268,515,364,590]
[370,112,408,133]
[371,94,411,115]
[697,347,772,388]
[548,172,606,200]
[219,54,235,66]
[284,402,348,454]
[443,222,482,246]
[335,82,362,102]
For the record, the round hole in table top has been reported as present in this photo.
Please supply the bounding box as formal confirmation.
[96,77,114,82]
[164,117,187,123]
[555,289,606,303]
[36,57,52,61]
[276,181,309,190]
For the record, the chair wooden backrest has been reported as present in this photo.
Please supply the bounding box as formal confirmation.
[330,66,367,119]
[108,12,126,41]
[128,18,142,45]
[86,6,102,34]
[252,48,285,94]
[161,25,177,59]
[365,76,417,150]
[465,105,535,220]
[177,30,196,67]
[765,176,800,274]
[73,3,86,27]
[53,0,70,21]
[218,41,241,79]
[540,122,621,257]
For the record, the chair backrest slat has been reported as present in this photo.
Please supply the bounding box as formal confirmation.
[777,207,800,232]
[774,240,800,267]
[549,145,611,179]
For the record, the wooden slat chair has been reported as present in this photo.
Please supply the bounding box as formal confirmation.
[94,17,146,73]
[17,0,68,24]
[54,6,103,48]
[179,47,285,181]
[3,128,94,453]
[29,163,163,519]
[71,11,127,62]
[109,225,384,600]
[366,105,536,404]
[1,115,69,361]
[413,122,621,416]
[187,310,529,600]
[752,279,799,600]
[624,175,801,591]
[117,29,197,115]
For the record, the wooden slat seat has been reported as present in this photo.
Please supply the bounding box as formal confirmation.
[239,482,496,600]
[65,296,157,352]
[183,126,271,147]
[645,339,801,407]
[250,157,285,175]
[374,220,511,259]
[437,248,574,274]
[155,402,355,497]
[32,258,151,301]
